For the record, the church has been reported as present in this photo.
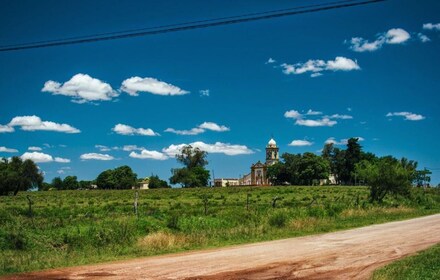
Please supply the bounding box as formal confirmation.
[239,138,279,186]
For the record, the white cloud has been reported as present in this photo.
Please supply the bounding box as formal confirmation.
[129,150,168,160]
[42,73,118,103]
[198,122,230,132]
[284,110,302,119]
[386,112,425,121]
[163,141,254,157]
[21,152,70,163]
[0,125,14,133]
[326,57,360,71]
[199,89,210,97]
[0,146,18,153]
[284,109,353,127]
[95,145,111,152]
[295,118,337,127]
[54,157,71,163]
[266,58,276,64]
[385,28,411,44]
[57,169,65,174]
[280,56,359,77]
[8,115,80,133]
[112,124,159,136]
[327,114,353,120]
[120,77,189,96]
[348,28,411,52]
[122,145,144,151]
[80,153,114,161]
[311,73,323,78]
[423,23,440,31]
[28,146,42,151]
[288,140,313,147]
[418,33,431,43]
[165,121,230,135]
[306,109,322,116]
[164,127,205,135]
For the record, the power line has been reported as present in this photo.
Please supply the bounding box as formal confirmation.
[0,0,385,52]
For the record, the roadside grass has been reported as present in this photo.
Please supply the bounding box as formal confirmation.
[1,186,439,275]
[372,244,440,280]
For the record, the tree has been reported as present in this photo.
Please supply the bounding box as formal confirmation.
[0,157,43,196]
[297,152,330,185]
[356,156,412,202]
[170,145,210,188]
[267,162,289,185]
[148,175,170,189]
[96,166,137,189]
[51,177,64,190]
[63,176,79,190]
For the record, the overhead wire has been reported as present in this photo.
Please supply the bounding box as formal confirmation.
[0,0,386,52]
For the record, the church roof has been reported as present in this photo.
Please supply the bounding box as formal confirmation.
[267,138,277,147]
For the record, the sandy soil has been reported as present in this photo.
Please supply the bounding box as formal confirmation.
[3,214,440,280]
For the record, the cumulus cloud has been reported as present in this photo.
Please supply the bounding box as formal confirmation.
[95,145,112,152]
[129,150,168,160]
[42,73,118,103]
[112,124,159,136]
[164,127,205,135]
[348,28,411,52]
[28,146,42,151]
[165,121,230,135]
[295,118,337,127]
[80,153,114,161]
[199,89,210,97]
[0,146,18,153]
[0,125,14,133]
[417,33,431,43]
[198,122,230,132]
[306,109,322,116]
[120,77,189,96]
[423,23,440,31]
[21,152,70,163]
[122,145,144,151]
[280,56,359,77]
[327,114,353,120]
[7,115,80,133]
[163,141,254,157]
[288,140,313,147]
[386,112,425,121]
[284,109,352,127]
[266,58,276,64]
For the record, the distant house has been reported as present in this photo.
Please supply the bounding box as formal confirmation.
[135,178,150,190]
[214,178,240,187]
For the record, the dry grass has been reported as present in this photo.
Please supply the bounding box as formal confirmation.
[138,232,207,251]
[341,207,413,218]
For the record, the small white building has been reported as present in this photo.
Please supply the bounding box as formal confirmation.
[214,178,240,187]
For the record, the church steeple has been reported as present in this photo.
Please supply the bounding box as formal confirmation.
[265,138,279,165]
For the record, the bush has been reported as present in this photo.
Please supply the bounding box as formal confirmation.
[268,210,288,228]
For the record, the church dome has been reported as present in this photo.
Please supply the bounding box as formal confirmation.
[268,138,277,147]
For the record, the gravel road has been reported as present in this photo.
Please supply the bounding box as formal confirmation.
[3,214,440,280]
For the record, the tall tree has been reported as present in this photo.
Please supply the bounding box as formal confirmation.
[0,157,43,196]
[170,145,210,188]
[96,166,137,189]
[356,156,412,202]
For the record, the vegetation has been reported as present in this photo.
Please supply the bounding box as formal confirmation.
[1,186,439,275]
[0,157,43,196]
[96,165,137,189]
[147,175,170,189]
[170,145,210,187]
[372,244,440,280]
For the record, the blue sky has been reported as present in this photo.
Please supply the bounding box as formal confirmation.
[1,0,439,184]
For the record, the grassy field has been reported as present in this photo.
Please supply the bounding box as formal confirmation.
[372,243,440,280]
[1,186,440,275]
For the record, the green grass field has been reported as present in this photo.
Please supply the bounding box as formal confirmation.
[1,186,439,275]
[372,243,440,280]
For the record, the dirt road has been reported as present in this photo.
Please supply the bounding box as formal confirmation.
[4,214,440,280]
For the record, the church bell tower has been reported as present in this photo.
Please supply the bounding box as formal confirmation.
[265,138,279,166]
